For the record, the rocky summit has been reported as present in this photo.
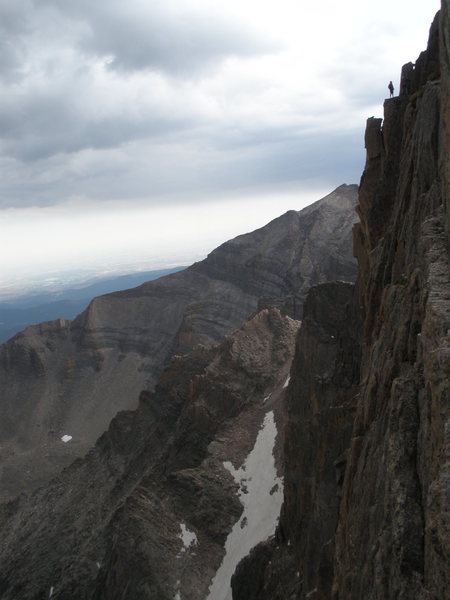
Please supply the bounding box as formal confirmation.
[0,184,358,502]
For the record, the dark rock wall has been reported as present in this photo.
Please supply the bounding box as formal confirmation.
[234,4,449,599]
[442,1,450,239]
[232,282,362,600]
[281,282,361,597]
[334,6,449,598]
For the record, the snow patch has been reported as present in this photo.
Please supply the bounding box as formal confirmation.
[179,523,197,552]
[60,435,72,443]
[49,587,54,599]
[283,375,290,388]
[174,578,182,599]
[263,392,272,404]
[206,411,283,600]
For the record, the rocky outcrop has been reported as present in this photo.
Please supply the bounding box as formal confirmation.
[0,309,299,600]
[441,0,450,239]
[333,7,449,598]
[233,4,449,599]
[0,185,358,502]
[232,282,361,600]
[282,282,361,597]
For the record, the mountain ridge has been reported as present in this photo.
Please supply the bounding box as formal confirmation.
[0,267,186,344]
[0,308,299,599]
[0,184,358,501]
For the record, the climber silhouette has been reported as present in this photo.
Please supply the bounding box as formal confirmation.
[388,81,394,98]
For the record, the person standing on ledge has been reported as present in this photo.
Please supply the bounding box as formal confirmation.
[388,81,394,97]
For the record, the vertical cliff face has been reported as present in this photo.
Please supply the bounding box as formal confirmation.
[233,4,449,599]
[232,282,362,600]
[334,7,449,598]
[282,282,361,595]
[442,1,450,239]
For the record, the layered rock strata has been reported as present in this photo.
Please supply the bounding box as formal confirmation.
[233,5,449,599]
[0,309,299,600]
[0,185,358,501]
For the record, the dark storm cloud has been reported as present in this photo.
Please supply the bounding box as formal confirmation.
[0,89,193,162]
[37,0,274,76]
[0,0,32,82]
[202,130,364,191]
[0,0,365,212]
[0,0,277,167]
[0,40,22,83]
[0,126,364,210]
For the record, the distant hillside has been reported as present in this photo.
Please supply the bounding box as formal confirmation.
[0,267,185,343]
[0,184,358,502]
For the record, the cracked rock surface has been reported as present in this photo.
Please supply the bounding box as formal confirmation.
[233,6,449,599]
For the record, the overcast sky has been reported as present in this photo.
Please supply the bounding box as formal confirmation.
[0,0,440,291]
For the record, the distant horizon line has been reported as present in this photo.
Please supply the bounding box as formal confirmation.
[1,181,358,299]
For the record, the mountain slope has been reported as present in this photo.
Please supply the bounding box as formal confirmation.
[0,309,299,600]
[0,267,185,344]
[0,184,358,501]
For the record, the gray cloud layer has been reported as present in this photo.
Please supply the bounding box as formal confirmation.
[0,1,276,165]
[1,0,400,211]
[36,0,273,75]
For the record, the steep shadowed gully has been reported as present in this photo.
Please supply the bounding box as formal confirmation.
[0,185,358,501]
[233,4,449,600]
